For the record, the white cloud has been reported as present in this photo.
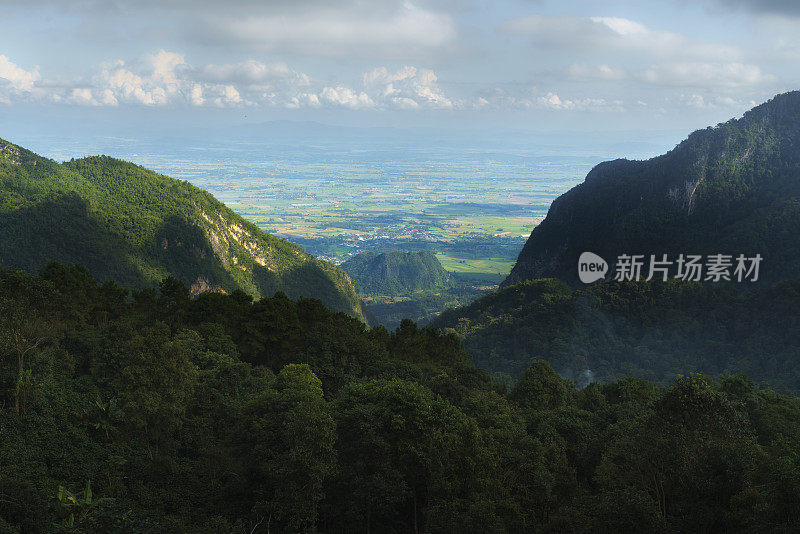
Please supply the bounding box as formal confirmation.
[363,66,453,109]
[57,51,314,108]
[68,87,96,106]
[197,59,309,86]
[212,85,242,107]
[565,63,628,82]
[0,55,40,90]
[0,49,465,111]
[537,92,622,111]
[319,86,375,109]
[0,55,41,103]
[640,62,772,88]
[190,1,456,58]
[189,83,203,106]
[504,14,741,62]
[679,93,758,109]
[470,88,534,110]
[590,16,740,61]
[503,14,776,96]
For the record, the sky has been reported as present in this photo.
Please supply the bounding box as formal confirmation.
[2,0,800,143]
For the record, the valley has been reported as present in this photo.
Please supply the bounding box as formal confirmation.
[27,130,650,278]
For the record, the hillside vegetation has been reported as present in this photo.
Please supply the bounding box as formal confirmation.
[340,251,451,296]
[435,277,800,389]
[0,139,363,319]
[2,264,800,532]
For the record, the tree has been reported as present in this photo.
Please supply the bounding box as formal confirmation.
[595,375,760,531]
[332,378,480,533]
[243,364,336,532]
[91,322,198,459]
[0,270,61,417]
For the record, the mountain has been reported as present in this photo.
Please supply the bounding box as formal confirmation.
[437,92,800,385]
[435,277,800,389]
[340,251,451,296]
[505,91,800,287]
[0,138,364,320]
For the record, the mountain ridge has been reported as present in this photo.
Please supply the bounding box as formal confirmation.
[0,137,365,320]
[504,90,800,287]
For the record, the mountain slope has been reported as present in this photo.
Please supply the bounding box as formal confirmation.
[0,138,364,320]
[340,251,451,296]
[435,277,800,389]
[505,91,800,286]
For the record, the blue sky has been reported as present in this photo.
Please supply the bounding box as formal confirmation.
[2,0,800,138]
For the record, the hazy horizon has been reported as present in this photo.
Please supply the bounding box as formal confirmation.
[4,0,800,144]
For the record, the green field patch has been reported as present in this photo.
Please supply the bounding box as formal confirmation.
[435,253,514,275]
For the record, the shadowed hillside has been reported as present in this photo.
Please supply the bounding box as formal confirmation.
[0,139,364,320]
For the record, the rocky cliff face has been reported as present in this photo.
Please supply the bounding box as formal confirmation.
[504,91,800,287]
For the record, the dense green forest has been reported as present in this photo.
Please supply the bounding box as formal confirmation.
[2,263,800,532]
[340,251,451,296]
[435,277,800,389]
[0,139,363,320]
[505,91,800,287]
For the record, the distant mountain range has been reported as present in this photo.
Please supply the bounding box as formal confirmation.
[505,91,800,287]
[0,138,364,320]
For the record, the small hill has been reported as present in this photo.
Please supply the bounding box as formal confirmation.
[505,91,800,287]
[0,138,364,320]
[340,251,451,296]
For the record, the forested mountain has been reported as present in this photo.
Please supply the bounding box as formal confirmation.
[505,91,800,286]
[0,139,363,320]
[435,277,800,389]
[340,251,451,296]
[2,263,800,532]
[437,92,800,388]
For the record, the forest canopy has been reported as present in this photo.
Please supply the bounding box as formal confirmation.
[1,263,800,533]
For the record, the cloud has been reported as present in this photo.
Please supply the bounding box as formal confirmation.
[502,13,776,95]
[536,92,622,111]
[503,14,740,62]
[196,60,310,86]
[640,62,773,88]
[0,55,41,103]
[51,50,311,108]
[564,63,628,82]
[311,66,455,110]
[678,93,758,109]
[470,88,534,110]
[186,1,457,58]
[2,50,456,111]
[705,0,800,16]
[363,66,454,109]
[0,0,457,62]
[80,51,188,106]
[0,55,40,90]
[319,86,375,109]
